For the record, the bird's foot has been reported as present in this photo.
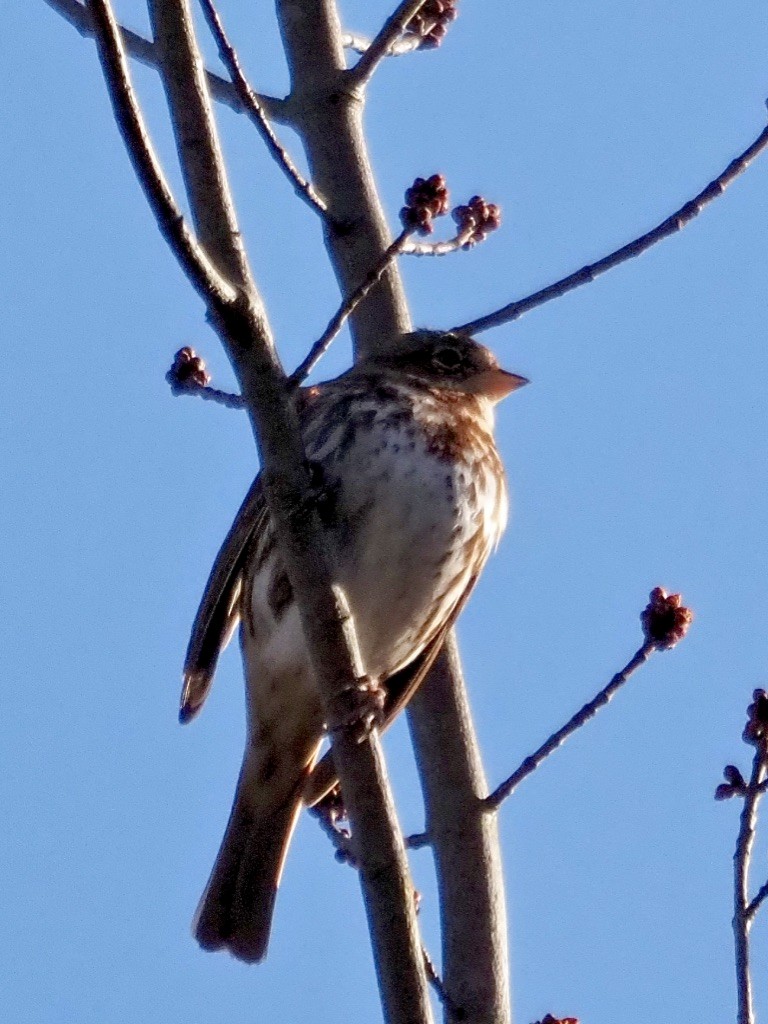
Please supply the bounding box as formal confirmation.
[328,675,386,742]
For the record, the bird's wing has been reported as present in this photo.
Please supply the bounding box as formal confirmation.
[302,572,479,807]
[179,477,267,724]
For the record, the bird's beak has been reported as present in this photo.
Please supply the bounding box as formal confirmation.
[468,368,530,403]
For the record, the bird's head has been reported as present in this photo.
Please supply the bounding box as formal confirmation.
[368,330,528,403]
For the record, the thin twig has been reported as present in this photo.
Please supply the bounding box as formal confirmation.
[86,0,237,308]
[289,229,413,385]
[422,944,461,1020]
[456,118,768,336]
[405,831,431,849]
[197,0,327,215]
[342,30,421,57]
[350,0,429,87]
[43,0,289,120]
[746,878,768,923]
[484,642,655,810]
[402,226,475,257]
[171,383,245,409]
[733,745,767,1024]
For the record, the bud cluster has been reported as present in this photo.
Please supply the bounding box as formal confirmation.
[744,688,768,747]
[166,346,210,393]
[453,195,502,248]
[714,691,768,800]
[715,763,748,801]
[400,174,450,234]
[405,0,459,49]
[640,587,693,650]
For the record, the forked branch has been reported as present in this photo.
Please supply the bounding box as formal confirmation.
[351,0,430,86]
[85,0,236,307]
[43,0,289,119]
[90,2,433,1019]
[290,229,413,384]
[717,690,768,1024]
[197,0,327,215]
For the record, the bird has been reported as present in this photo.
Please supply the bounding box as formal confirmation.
[180,329,527,963]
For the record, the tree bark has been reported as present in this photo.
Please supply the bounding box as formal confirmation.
[410,638,511,1024]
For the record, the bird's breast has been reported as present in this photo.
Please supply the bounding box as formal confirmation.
[304,393,507,678]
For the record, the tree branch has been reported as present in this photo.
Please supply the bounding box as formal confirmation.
[408,638,511,1024]
[43,0,290,120]
[402,226,476,257]
[147,0,256,293]
[486,587,692,811]
[289,228,412,385]
[276,0,412,358]
[349,0,429,87]
[85,0,236,307]
[422,944,462,1022]
[342,30,421,58]
[91,4,431,1021]
[733,744,766,1024]
[746,878,768,922]
[456,117,768,336]
[167,224,413,397]
[484,643,655,811]
[727,691,768,1024]
[277,8,511,1018]
[197,0,327,216]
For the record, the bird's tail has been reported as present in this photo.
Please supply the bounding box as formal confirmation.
[193,750,306,963]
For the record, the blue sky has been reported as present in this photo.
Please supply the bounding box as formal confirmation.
[4,2,768,1022]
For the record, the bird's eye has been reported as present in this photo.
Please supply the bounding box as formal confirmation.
[432,347,463,371]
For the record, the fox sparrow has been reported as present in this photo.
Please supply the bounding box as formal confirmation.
[180,330,527,962]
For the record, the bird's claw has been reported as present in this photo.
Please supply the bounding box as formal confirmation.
[329,675,386,742]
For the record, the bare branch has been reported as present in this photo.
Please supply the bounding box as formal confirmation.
[342,30,421,58]
[350,0,429,88]
[147,0,256,295]
[486,588,691,810]
[106,9,426,1013]
[289,229,412,385]
[456,117,768,336]
[403,226,479,257]
[408,638,511,1024]
[276,2,412,358]
[311,796,458,1020]
[733,750,765,1024]
[274,2,500,998]
[728,690,768,1024]
[405,831,430,849]
[272,3,512,1017]
[197,0,327,216]
[485,643,655,811]
[170,381,245,409]
[402,227,475,257]
[43,0,289,120]
[422,945,462,1021]
[746,878,768,923]
[85,0,236,307]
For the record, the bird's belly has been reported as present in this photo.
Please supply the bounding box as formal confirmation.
[331,444,483,679]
